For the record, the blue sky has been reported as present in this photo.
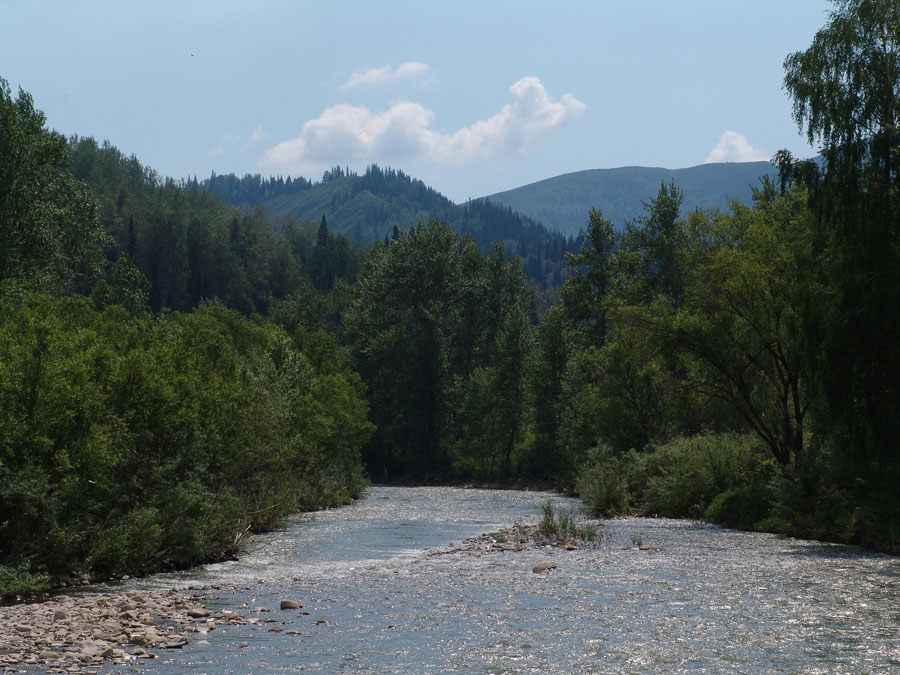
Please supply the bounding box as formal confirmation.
[2,1,831,202]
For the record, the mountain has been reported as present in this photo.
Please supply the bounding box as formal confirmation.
[201,165,577,288]
[485,161,778,237]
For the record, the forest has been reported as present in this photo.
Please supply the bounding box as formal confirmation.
[1,0,898,599]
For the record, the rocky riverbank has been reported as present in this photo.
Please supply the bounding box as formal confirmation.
[0,589,235,673]
[426,521,600,557]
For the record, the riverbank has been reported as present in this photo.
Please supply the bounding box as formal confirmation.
[0,589,226,672]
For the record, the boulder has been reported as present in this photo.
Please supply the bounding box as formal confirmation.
[532,561,557,573]
[280,600,302,610]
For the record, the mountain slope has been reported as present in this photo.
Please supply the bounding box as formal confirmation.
[486,161,778,236]
[202,166,577,288]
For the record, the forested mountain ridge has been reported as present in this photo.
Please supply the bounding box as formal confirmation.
[486,161,779,237]
[200,165,577,288]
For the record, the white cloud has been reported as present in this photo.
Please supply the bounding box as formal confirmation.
[263,76,585,174]
[248,126,266,143]
[341,61,431,90]
[704,131,769,163]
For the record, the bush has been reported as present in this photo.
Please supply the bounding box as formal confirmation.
[0,291,373,589]
[0,564,50,600]
[576,444,635,515]
[703,459,778,529]
[576,433,771,522]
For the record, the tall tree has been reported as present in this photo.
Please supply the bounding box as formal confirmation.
[345,220,483,477]
[640,183,814,467]
[621,180,687,306]
[0,79,106,292]
[782,0,900,473]
[561,208,616,346]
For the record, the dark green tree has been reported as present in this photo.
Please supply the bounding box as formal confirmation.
[561,208,617,346]
[782,0,900,477]
[621,180,687,306]
[345,220,483,477]
[0,79,106,292]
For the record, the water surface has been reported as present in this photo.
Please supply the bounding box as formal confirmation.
[101,486,900,673]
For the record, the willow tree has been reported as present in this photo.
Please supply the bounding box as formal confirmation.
[782,0,900,473]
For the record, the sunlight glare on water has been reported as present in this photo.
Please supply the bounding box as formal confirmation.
[102,486,900,673]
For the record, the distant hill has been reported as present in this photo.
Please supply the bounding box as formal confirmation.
[200,166,577,288]
[485,161,778,237]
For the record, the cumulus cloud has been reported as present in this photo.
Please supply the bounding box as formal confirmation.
[341,61,431,89]
[263,76,585,173]
[704,131,769,163]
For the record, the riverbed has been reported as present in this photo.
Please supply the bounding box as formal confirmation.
[83,485,900,673]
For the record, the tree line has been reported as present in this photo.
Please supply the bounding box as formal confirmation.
[1,0,897,599]
[0,80,373,598]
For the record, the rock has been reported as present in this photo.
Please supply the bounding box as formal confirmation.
[280,600,302,610]
[53,610,68,621]
[38,651,61,660]
[639,545,662,551]
[187,607,211,618]
[532,561,557,573]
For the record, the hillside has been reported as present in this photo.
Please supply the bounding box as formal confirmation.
[486,161,778,237]
[202,166,577,287]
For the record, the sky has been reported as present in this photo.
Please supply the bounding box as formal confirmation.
[2,1,832,203]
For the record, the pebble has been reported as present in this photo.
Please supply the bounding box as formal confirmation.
[0,589,235,670]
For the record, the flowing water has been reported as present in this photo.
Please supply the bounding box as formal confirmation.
[99,486,899,673]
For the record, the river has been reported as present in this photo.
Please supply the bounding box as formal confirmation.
[98,485,899,673]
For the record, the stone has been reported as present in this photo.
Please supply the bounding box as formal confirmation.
[280,600,302,610]
[38,651,61,660]
[532,561,557,573]
[53,610,68,621]
[187,607,211,618]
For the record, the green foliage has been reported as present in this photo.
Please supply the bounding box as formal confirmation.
[783,0,900,500]
[68,136,364,316]
[642,183,814,466]
[0,564,49,599]
[0,289,372,596]
[215,164,575,289]
[561,208,616,345]
[575,444,636,515]
[577,434,772,524]
[536,501,599,544]
[620,180,688,306]
[347,220,534,481]
[0,80,107,293]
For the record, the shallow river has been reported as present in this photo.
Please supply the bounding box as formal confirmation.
[100,486,899,673]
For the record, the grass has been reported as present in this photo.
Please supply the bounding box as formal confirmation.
[536,500,601,546]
